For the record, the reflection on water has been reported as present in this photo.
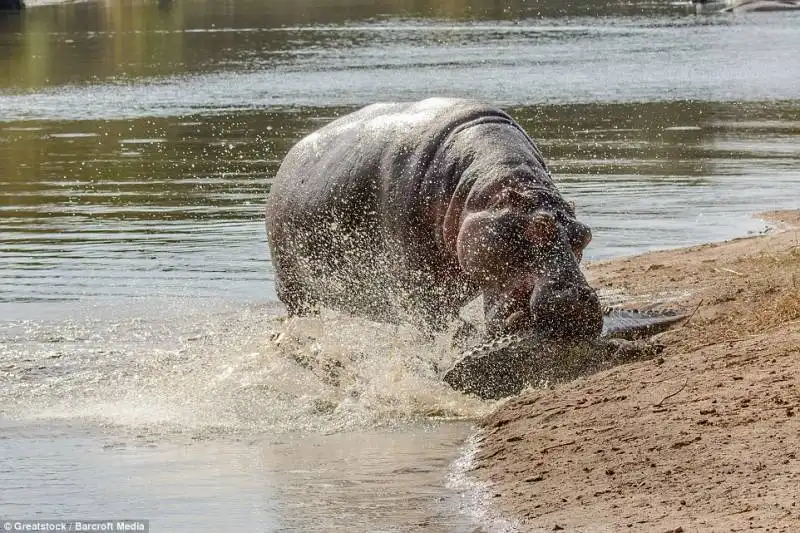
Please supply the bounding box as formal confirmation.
[2,2,800,119]
[0,0,691,92]
[0,113,289,309]
[1,0,799,531]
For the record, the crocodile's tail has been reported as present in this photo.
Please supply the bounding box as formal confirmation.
[601,306,689,340]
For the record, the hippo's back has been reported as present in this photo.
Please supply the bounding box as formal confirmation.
[269,98,514,210]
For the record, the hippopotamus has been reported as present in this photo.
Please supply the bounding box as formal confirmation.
[266,98,602,339]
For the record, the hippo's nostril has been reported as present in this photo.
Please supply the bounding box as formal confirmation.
[540,281,595,302]
[537,278,576,296]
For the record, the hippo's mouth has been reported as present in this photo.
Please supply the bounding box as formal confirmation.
[527,278,604,339]
[484,276,604,340]
[482,275,534,334]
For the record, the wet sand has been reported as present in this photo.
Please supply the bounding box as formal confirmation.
[471,210,800,532]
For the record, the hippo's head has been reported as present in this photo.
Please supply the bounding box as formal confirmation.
[455,187,602,339]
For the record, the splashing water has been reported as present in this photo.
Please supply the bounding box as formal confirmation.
[0,300,491,435]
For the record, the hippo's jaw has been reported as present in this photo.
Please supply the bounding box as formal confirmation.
[521,208,602,339]
[483,276,536,336]
[527,276,603,339]
[483,275,603,339]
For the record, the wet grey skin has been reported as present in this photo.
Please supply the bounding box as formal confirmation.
[443,306,688,400]
[266,98,602,340]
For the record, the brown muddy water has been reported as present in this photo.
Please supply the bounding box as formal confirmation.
[1,0,799,531]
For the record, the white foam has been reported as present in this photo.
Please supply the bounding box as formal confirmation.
[447,429,523,533]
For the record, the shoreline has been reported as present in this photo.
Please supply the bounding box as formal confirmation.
[467,209,800,532]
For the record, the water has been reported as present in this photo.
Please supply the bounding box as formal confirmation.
[1,419,477,532]
[1,0,799,530]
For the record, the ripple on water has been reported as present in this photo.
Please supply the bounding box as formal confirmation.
[118,138,168,144]
[49,132,100,138]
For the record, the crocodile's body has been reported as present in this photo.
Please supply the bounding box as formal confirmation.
[444,306,687,399]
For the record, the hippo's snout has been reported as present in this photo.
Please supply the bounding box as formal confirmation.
[528,279,603,339]
[484,276,603,339]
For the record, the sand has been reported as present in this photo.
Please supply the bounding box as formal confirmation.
[471,210,800,532]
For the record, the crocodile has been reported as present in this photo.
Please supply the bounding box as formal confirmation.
[443,306,688,399]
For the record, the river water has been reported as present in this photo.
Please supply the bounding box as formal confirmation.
[1,0,799,531]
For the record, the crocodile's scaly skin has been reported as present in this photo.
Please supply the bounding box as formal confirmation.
[601,306,687,339]
[444,306,686,399]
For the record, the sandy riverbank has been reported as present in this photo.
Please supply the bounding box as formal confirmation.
[471,210,800,532]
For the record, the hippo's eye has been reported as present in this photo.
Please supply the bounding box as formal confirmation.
[523,212,559,247]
